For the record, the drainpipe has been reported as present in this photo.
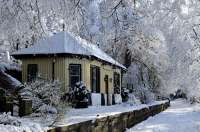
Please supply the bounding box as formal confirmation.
[52,58,56,81]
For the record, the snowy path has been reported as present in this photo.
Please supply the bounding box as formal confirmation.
[127,99,200,132]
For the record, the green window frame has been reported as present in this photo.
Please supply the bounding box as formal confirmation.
[27,64,38,82]
[69,64,82,88]
[90,65,100,93]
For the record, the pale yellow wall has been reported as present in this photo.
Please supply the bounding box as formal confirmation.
[22,57,53,81]
[21,57,66,91]
[21,57,122,94]
[88,60,121,94]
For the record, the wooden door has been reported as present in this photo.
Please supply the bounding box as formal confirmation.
[104,75,109,105]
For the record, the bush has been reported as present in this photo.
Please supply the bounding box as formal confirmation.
[71,81,90,108]
[189,96,200,104]
[19,78,64,113]
[169,89,187,100]
[175,89,187,99]
[121,87,129,102]
[169,93,175,100]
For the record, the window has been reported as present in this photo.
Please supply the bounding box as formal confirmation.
[114,72,120,94]
[90,65,100,93]
[27,64,38,82]
[69,64,81,88]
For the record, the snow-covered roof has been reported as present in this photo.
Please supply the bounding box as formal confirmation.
[12,32,126,69]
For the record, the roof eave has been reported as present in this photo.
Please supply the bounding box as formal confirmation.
[11,53,126,70]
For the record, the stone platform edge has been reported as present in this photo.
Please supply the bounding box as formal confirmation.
[48,101,170,132]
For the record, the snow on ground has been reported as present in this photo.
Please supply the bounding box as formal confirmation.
[127,99,200,132]
[55,101,167,126]
[0,112,52,132]
[56,104,147,126]
[0,123,46,132]
[0,100,167,132]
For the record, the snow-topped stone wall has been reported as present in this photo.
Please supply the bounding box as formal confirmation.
[48,101,170,132]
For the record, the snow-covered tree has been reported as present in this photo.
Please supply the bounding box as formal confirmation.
[2,0,200,101]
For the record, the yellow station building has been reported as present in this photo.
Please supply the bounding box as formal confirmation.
[12,32,126,105]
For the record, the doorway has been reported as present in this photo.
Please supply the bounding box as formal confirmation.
[104,75,109,105]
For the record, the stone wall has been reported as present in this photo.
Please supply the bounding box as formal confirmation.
[48,101,170,132]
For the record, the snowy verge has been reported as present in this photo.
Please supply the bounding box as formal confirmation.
[0,112,50,132]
